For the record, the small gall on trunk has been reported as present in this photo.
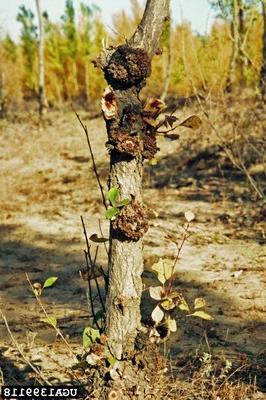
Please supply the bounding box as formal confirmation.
[107,129,142,157]
[101,87,118,120]
[143,133,158,159]
[113,202,149,241]
[105,45,151,89]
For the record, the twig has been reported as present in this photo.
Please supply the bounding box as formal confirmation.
[75,111,107,209]
[92,246,106,314]
[84,250,101,331]
[166,223,191,292]
[98,219,109,258]
[0,309,50,385]
[81,216,104,329]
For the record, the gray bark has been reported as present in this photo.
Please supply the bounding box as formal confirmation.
[35,0,47,115]
[100,0,170,360]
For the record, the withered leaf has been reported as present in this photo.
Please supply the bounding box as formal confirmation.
[179,115,202,130]
[151,305,164,323]
[89,234,109,243]
[164,133,180,141]
[190,310,213,320]
[165,115,178,127]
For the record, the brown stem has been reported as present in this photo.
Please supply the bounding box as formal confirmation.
[75,112,107,209]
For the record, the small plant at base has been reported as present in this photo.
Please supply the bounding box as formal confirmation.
[32,277,58,328]
[32,276,58,297]
[148,211,213,341]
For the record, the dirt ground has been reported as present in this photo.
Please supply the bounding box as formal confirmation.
[0,106,265,396]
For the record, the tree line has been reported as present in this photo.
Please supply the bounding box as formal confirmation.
[0,0,265,115]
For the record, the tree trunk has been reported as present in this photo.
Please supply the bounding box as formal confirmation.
[261,0,266,100]
[97,0,170,360]
[35,0,47,116]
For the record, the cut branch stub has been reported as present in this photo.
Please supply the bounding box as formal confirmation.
[104,45,151,90]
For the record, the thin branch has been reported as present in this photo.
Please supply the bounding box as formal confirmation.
[92,246,106,314]
[81,216,105,327]
[75,111,107,209]
[98,219,109,258]
[84,250,101,331]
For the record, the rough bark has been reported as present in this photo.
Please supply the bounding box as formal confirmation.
[261,0,266,100]
[97,0,170,360]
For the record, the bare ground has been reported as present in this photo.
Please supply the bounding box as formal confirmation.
[0,106,265,397]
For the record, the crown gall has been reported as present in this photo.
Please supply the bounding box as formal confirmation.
[105,45,151,88]
[113,203,149,241]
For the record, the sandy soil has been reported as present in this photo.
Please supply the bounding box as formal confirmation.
[0,109,265,394]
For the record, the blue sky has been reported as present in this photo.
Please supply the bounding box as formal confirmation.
[0,0,216,41]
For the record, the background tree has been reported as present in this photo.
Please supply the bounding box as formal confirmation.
[17,5,38,97]
[161,12,172,101]
[260,0,266,99]
[60,0,78,99]
[35,0,47,115]
[97,0,170,360]
[77,2,100,103]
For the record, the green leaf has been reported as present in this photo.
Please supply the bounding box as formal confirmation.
[95,309,105,322]
[108,188,119,206]
[43,276,58,289]
[105,207,119,220]
[40,316,57,328]
[83,326,100,349]
[89,234,109,243]
[117,198,130,207]
[189,310,214,321]
[107,356,117,367]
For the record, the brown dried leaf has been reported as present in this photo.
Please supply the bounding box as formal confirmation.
[89,234,109,243]
[33,282,42,297]
[179,115,202,130]
[164,133,180,141]
[144,98,166,113]
[101,87,118,120]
